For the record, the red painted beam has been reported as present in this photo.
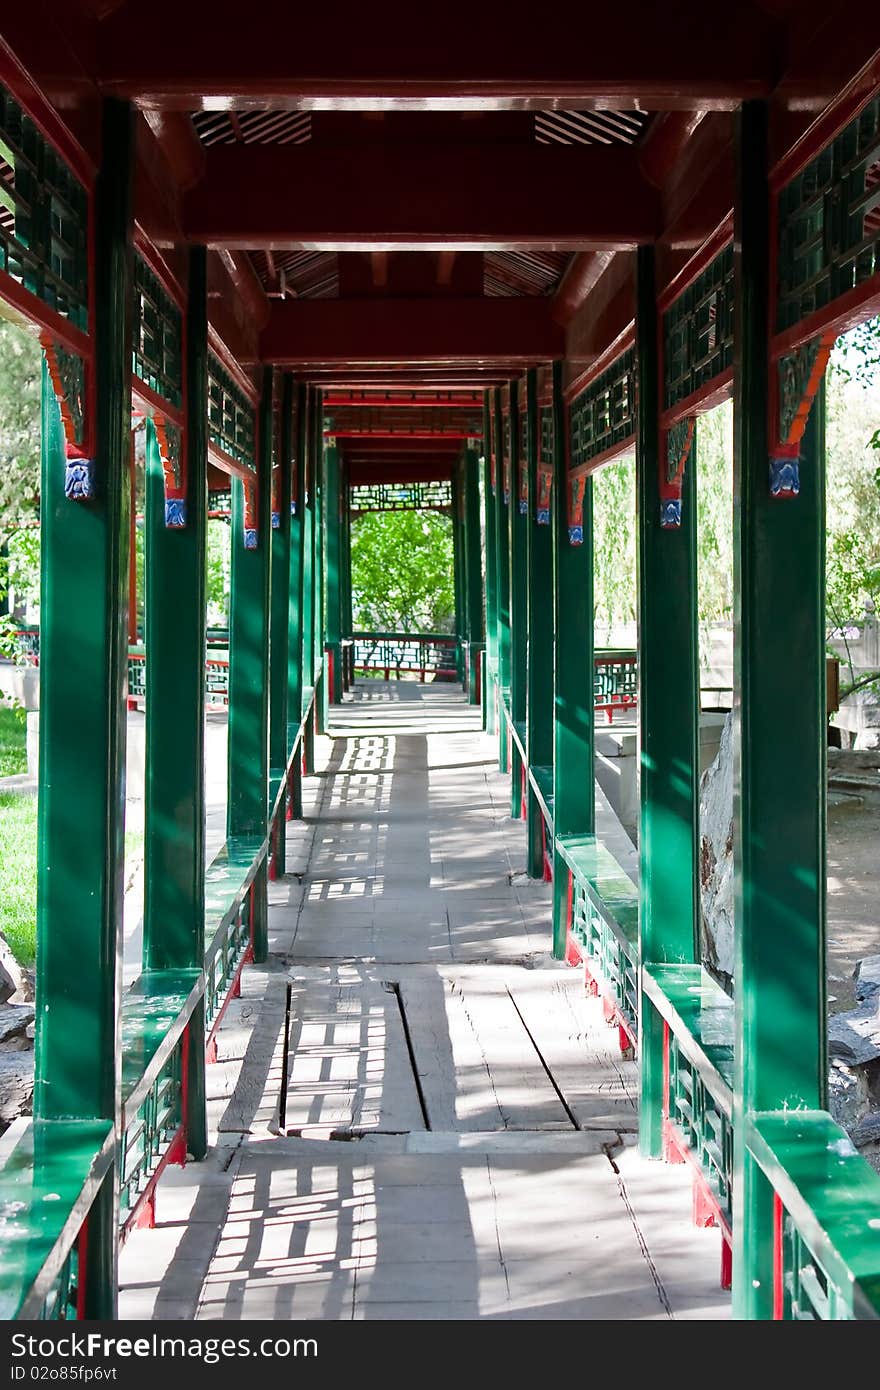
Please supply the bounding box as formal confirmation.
[183,144,660,250]
[324,393,483,407]
[94,4,776,110]
[260,297,563,365]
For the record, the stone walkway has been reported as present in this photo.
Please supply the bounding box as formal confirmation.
[118,682,729,1321]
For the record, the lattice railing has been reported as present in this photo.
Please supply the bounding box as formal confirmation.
[133,255,182,408]
[570,348,636,470]
[353,631,459,679]
[0,84,89,331]
[349,480,452,513]
[594,650,638,720]
[663,244,734,411]
[208,355,255,469]
[667,1035,734,1226]
[777,96,880,332]
[118,1047,182,1225]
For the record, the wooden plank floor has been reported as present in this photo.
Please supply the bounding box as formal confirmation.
[118,682,730,1322]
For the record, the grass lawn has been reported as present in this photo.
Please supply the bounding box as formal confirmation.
[0,704,27,777]
[0,781,144,972]
[0,789,37,966]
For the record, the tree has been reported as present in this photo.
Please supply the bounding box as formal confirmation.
[0,321,41,550]
[350,510,455,632]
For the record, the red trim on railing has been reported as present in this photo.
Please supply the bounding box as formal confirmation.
[75,1217,89,1320]
[773,1192,785,1319]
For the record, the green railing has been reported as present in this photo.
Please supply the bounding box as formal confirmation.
[0,674,321,1318]
[352,630,460,681]
[494,674,880,1319]
[127,644,229,711]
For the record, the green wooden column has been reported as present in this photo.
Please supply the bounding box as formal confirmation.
[288,381,306,816]
[494,389,511,772]
[301,388,316,771]
[143,245,209,1160]
[464,443,484,706]
[509,379,527,819]
[525,369,554,877]
[732,101,827,1319]
[314,401,326,728]
[269,372,293,874]
[552,360,595,957]
[324,433,343,706]
[34,98,134,1318]
[482,396,498,735]
[451,466,466,686]
[636,245,700,1157]
[228,367,273,962]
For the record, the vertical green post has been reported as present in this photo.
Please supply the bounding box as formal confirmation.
[495,389,511,772]
[482,396,498,735]
[509,379,527,819]
[228,367,272,961]
[288,382,306,814]
[464,444,484,706]
[636,245,700,1157]
[451,466,465,686]
[552,360,595,956]
[732,101,827,1319]
[324,433,342,705]
[314,400,326,729]
[525,369,553,877]
[143,245,209,1158]
[269,372,292,874]
[34,98,134,1318]
[301,389,315,771]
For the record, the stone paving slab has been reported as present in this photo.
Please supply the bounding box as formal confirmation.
[118,682,730,1322]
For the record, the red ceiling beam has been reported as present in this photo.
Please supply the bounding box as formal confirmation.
[260,297,563,365]
[324,393,483,407]
[93,3,777,110]
[183,144,660,250]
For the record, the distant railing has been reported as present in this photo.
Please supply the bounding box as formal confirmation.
[352,631,460,682]
[594,649,638,723]
[127,646,229,712]
[9,627,40,665]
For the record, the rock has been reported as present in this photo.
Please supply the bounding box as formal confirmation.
[699,711,735,982]
[0,934,25,1004]
[827,748,880,773]
[852,1112,880,1150]
[854,955,880,1004]
[828,1003,880,1069]
[0,1051,34,1125]
[0,1003,35,1051]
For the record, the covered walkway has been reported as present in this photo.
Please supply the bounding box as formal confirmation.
[117,684,726,1320]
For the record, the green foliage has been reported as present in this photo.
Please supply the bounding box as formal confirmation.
[351,510,454,632]
[206,518,231,627]
[0,704,27,777]
[591,401,735,640]
[0,789,36,965]
[0,321,41,551]
[592,456,637,631]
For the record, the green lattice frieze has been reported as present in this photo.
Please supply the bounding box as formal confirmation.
[663,245,734,411]
[208,356,255,470]
[348,480,452,513]
[570,348,636,470]
[133,255,182,408]
[0,85,89,331]
[777,97,880,332]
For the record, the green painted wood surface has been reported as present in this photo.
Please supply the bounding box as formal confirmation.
[642,963,734,1111]
[557,833,639,951]
[732,102,828,1318]
[0,1120,115,1320]
[143,244,208,1078]
[494,388,511,771]
[747,1111,880,1318]
[464,445,484,705]
[525,369,553,875]
[636,245,700,1157]
[324,435,342,704]
[120,968,203,1117]
[270,373,293,807]
[552,360,595,957]
[482,396,498,735]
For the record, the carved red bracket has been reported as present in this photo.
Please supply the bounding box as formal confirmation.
[770,331,835,498]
